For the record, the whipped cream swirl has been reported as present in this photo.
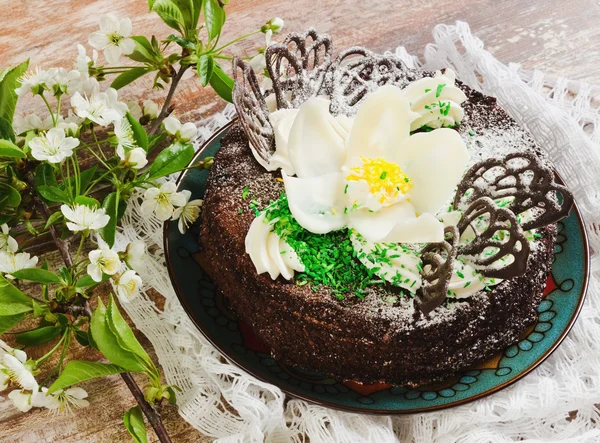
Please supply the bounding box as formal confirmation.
[404,69,467,131]
[245,212,304,280]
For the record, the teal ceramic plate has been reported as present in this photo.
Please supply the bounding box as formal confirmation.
[164,121,590,414]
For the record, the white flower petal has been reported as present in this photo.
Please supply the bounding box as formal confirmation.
[282,171,346,234]
[119,38,136,55]
[88,32,110,50]
[346,85,415,161]
[348,201,416,243]
[99,13,119,33]
[163,116,181,135]
[8,390,33,412]
[118,17,133,37]
[287,97,347,178]
[397,128,469,215]
[383,213,445,243]
[103,45,122,65]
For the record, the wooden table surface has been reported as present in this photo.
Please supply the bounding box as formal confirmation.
[1,0,600,441]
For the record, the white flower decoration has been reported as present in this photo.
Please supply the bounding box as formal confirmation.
[142,100,159,119]
[0,224,18,253]
[140,183,186,221]
[29,128,80,164]
[0,251,38,278]
[124,240,147,273]
[280,86,469,243]
[163,116,197,142]
[70,88,127,126]
[88,14,135,64]
[60,204,110,232]
[115,269,142,302]
[32,387,89,414]
[15,67,55,96]
[87,247,120,282]
[13,113,54,135]
[171,190,203,234]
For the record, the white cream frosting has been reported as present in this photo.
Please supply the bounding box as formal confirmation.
[245,213,304,280]
[403,69,467,132]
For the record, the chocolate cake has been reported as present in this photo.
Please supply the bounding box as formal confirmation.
[196,30,573,386]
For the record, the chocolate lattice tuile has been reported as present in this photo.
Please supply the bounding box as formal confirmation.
[453,152,574,231]
[265,28,333,109]
[456,196,531,279]
[232,57,275,167]
[417,226,460,315]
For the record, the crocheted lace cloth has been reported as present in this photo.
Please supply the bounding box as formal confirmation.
[115,22,600,442]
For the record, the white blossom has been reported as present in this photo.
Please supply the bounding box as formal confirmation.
[0,339,27,364]
[0,224,18,253]
[124,240,146,273]
[126,101,143,120]
[121,148,148,169]
[87,247,120,282]
[13,113,54,135]
[88,14,135,64]
[171,190,203,234]
[140,183,186,221]
[8,389,35,412]
[60,204,110,232]
[163,116,197,142]
[115,269,142,302]
[114,117,136,155]
[33,387,89,414]
[29,127,79,163]
[74,44,98,78]
[1,354,37,391]
[142,100,159,119]
[0,251,38,277]
[70,88,127,126]
[15,67,55,96]
[51,67,81,96]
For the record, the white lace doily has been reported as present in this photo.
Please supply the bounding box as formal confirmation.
[115,22,600,442]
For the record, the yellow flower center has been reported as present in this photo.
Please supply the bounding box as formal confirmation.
[346,157,413,204]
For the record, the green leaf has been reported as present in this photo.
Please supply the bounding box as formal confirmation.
[90,299,146,372]
[44,211,63,229]
[74,195,100,208]
[0,60,29,123]
[37,185,71,204]
[35,163,58,188]
[111,67,151,90]
[0,182,21,208]
[48,360,126,394]
[32,299,49,318]
[0,139,24,158]
[0,117,16,142]
[126,112,149,151]
[166,34,195,50]
[128,36,163,64]
[74,329,90,347]
[197,54,214,87]
[209,62,233,103]
[147,132,167,153]
[106,295,153,371]
[11,268,62,284]
[76,273,110,288]
[203,0,225,40]
[147,142,194,179]
[16,325,62,346]
[150,0,185,34]
[78,165,97,193]
[99,191,119,248]
[0,274,34,316]
[124,406,148,443]
[0,313,26,335]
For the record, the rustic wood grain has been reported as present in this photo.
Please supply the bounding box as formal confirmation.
[1,0,599,441]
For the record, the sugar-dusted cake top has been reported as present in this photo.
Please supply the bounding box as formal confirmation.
[231,29,574,314]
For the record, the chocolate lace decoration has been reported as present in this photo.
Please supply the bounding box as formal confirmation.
[232,57,275,167]
[453,152,574,231]
[416,226,459,315]
[265,28,333,109]
[457,197,530,279]
[329,47,414,116]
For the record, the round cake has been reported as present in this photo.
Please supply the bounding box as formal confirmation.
[197,30,573,387]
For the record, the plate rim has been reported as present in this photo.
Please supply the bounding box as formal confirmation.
[163,120,591,415]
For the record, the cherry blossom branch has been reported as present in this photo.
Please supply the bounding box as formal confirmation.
[148,65,190,136]
[24,173,173,443]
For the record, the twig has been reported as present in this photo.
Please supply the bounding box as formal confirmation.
[121,372,172,443]
[148,65,190,136]
[24,173,173,443]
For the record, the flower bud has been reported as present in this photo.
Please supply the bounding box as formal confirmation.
[261,17,284,34]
